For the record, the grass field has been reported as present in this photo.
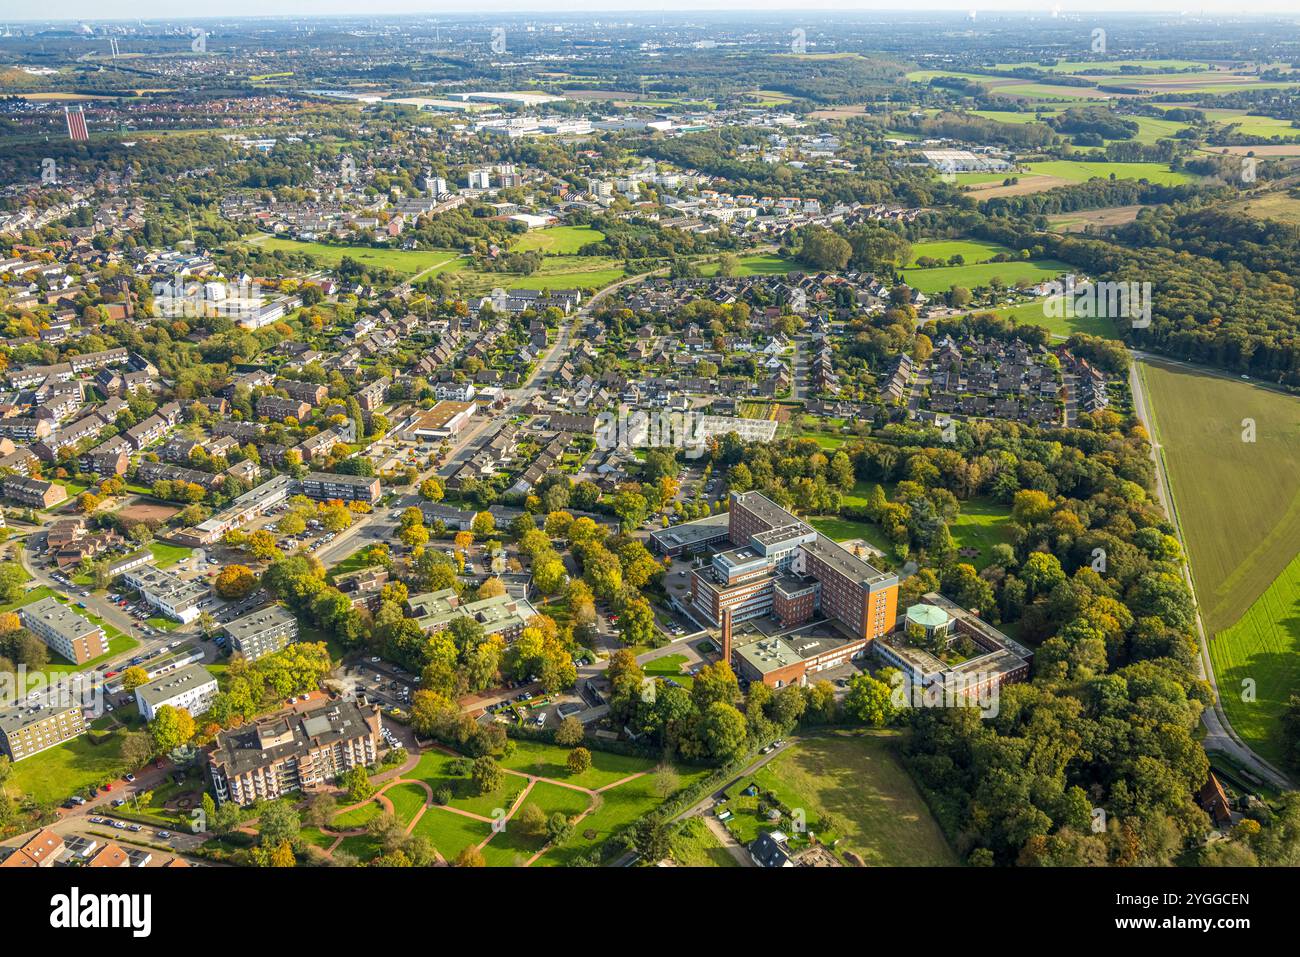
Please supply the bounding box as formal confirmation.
[480,781,593,867]
[900,258,1070,294]
[409,749,525,818]
[330,799,384,830]
[952,297,1122,340]
[383,781,430,828]
[409,806,491,861]
[453,256,625,294]
[1140,360,1300,636]
[721,731,955,866]
[1140,360,1300,763]
[1027,160,1194,185]
[512,225,605,255]
[149,542,192,568]
[497,738,653,790]
[907,239,1018,266]
[1212,552,1300,766]
[6,731,130,804]
[643,653,693,688]
[950,498,1017,569]
[244,235,465,279]
[697,254,801,277]
[669,816,741,867]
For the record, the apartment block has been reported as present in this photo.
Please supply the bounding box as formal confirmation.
[207,699,382,806]
[19,596,107,664]
[299,471,381,505]
[223,604,299,661]
[134,663,219,721]
[0,694,87,762]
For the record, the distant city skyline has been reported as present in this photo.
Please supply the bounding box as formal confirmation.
[6,3,1300,24]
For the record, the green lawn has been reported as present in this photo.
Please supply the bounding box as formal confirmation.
[1140,360,1300,765]
[538,764,711,867]
[334,833,383,862]
[810,516,892,552]
[1026,160,1194,185]
[299,827,337,850]
[480,780,593,866]
[6,731,130,804]
[643,654,693,688]
[243,235,465,279]
[149,542,192,568]
[498,737,654,790]
[454,256,626,295]
[963,298,1123,340]
[723,731,955,866]
[408,749,525,818]
[383,781,430,828]
[409,805,491,860]
[1212,552,1300,767]
[907,239,1018,267]
[512,225,605,255]
[329,799,385,830]
[950,497,1017,569]
[900,259,1070,295]
[669,816,741,867]
[697,254,801,277]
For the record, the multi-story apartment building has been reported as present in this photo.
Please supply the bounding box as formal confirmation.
[299,471,381,505]
[356,376,389,412]
[257,396,311,423]
[207,700,382,806]
[134,663,219,721]
[120,564,207,623]
[2,475,66,508]
[0,693,87,761]
[19,596,107,664]
[223,604,299,661]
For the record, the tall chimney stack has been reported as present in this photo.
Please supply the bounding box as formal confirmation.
[721,607,733,669]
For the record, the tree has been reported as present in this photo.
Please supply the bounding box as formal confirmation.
[470,755,503,795]
[799,225,852,271]
[267,841,296,868]
[214,564,258,599]
[455,845,485,867]
[419,477,444,502]
[554,715,584,747]
[517,801,547,837]
[342,765,375,804]
[546,811,573,845]
[843,672,900,727]
[121,666,150,692]
[694,702,748,762]
[566,747,592,775]
[257,799,301,849]
[0,564,25,604]
[149,705,196,754]
[471,511,495,537]
[617,597,657,647]
[399,522,429,549]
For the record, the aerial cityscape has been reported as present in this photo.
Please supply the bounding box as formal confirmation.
[0,6,1295,910]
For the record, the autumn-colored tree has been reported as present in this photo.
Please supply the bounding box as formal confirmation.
[214,564,257,599]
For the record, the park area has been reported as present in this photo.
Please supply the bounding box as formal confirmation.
[310,739,709,866]
[715,731,955,866]
[1139,359,1300,765]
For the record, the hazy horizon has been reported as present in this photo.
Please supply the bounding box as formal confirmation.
[6,3,1300,24]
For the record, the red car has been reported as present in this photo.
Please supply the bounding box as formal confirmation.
[104,670,119,679]
[103,783,112,792]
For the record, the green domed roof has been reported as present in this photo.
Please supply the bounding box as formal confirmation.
[906,604,950,629]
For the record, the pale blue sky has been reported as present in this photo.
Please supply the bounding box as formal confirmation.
[7,3,1296,22]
